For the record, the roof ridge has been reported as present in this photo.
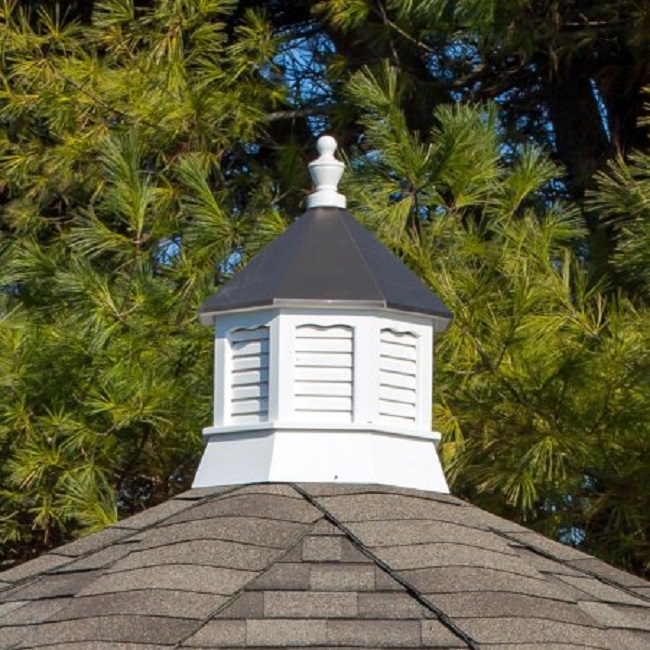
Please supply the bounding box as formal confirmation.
[495,529,650,604]
[337,210,386,305]
[291,483,479,650]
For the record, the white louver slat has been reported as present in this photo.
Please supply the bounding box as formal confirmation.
[294,325,353,422]
[379,329,418,425]
[230,326,269,423]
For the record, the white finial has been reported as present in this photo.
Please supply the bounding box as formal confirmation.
[306,135,346,209]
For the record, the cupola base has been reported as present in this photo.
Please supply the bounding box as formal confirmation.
[193,425,449,493]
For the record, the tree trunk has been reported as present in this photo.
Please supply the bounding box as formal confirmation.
[546,66,611,200]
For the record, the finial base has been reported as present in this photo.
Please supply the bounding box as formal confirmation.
[306,190,346,209]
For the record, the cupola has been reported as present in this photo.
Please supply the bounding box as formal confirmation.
[194,137,452,492]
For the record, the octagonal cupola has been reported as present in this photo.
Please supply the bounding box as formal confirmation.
[194,137,452,492]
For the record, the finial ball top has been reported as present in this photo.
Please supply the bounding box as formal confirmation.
[316,135,338,158]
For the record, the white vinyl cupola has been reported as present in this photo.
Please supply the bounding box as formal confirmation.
[194,137,452,492]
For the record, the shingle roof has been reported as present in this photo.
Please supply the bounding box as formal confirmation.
[198,208,452,323]
[1,483,649,649]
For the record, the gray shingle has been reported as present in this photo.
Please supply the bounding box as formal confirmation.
[136,516,308,550]
[307,519,340,536]
[0,598,65,625]
[0,626,27,648]
[357,592,429,618]
[20,641,175,650]
[49,543,133,573]
[0,554,71,584]
[501,530,596,562]
[228,484,303,499]
[372,542,537,577]
[568,557,650,587]
[429,591,595,625]
[1,571,96,602]
[339,540,369,563]
[509,544,584,576]
[400,566,581,601]
[374,567,409,591]
[12,615,196,647]
[555,574,649,606]
[0,600,28,619]
[326,619,422,647]
[248,618,328,645]
[51,527,136,557]
[247,562,312,591]
[613,630,650,648]
[302,535,342,561]
[47,590,226,621]
[78,565,256,597]
[1,482,649,650]
[296,483,466,507]
[347,519,512,553]
[420,619,472,647]
[310,563,376,591]
[165,494,319,526]
[172,486,235,500]
[456,617,615,646]
[114,498,195,529]
[214,592,265,618]
[579,601,650,631]
[109,539,281,572]
[314,493,468,523]
[182,619,246,647]
[263,591,357,618]
[480,645,604,650]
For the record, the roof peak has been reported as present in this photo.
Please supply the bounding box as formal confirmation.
[306,135,346,209]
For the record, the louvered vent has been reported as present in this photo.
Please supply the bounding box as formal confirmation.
[379,328,418,424]
[294,325,353,422]
[229,326,269,423]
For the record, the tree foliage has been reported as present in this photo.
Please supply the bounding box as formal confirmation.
[343,67,650,576]
[0,0,292,565]
[0,1,649,579]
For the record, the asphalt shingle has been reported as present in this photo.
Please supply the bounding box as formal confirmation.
[109,539,281,572]
[46,589,226,621]
[137,515,308,550]
[78,564,257,596]
[14,615,197,647]
[0,482,648,649]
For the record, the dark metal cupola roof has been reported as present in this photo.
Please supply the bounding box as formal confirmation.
[199,138,452,326]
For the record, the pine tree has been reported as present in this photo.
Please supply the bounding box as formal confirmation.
[1,2,649,580]
[0,0,293,565]
[343,66,650,577]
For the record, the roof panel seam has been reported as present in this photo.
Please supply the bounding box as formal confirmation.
[339,213,387,302]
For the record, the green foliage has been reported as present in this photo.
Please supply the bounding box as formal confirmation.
[345,68,650,577]
[0,0,293,566]
[590,150,650,300]
[0,2,648,582]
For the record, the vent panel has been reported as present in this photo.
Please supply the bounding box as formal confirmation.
[294,325,353,422]
[379,329,418,424]
[230,326,269,423]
